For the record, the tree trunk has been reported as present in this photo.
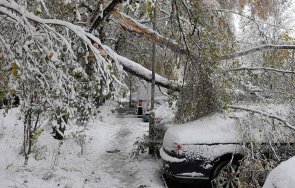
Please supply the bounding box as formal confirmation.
[149,1,157,155]
[175,62,217,123]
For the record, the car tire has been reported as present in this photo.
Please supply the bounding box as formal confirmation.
[211,160,240,188]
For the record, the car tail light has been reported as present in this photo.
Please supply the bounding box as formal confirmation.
[174,144,183,154]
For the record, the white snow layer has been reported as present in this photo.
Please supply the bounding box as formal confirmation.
[263,157,295,188]
[0,101,164,188]
[163,114,239,146]
[177,172,205,177]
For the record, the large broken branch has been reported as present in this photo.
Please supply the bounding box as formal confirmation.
[86,33,181,91]
[90,0,124,30]
[121,56,180,91]
[111,9,189,55]
[220,44,295,60]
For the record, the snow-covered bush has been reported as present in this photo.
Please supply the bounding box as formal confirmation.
[130,135,151,159]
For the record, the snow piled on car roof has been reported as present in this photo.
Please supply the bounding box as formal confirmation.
[163,114,240,146]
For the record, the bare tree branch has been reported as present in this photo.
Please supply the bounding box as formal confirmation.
[223,67,295,75]
[220,44,295,60]
[227,105,295,131]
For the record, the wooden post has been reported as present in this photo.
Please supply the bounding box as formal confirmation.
[129,75,132,108]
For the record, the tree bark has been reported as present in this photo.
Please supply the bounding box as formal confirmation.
[90,0,124,30]
[111,9,189,56]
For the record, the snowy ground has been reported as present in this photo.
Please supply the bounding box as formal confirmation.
[0,101,165,188]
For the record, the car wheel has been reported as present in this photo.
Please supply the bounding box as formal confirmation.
[211,160,240,188]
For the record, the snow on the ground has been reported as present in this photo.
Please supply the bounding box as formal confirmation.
[263,156,295,188]
[0,101,164,188]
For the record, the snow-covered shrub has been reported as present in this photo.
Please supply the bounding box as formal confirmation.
[238,148,280,187]
[72,132,88,156]
[227,108,295,188]
[50,142,63,170]
[130,135,151,158]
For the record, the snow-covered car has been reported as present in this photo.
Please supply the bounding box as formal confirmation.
[263,156,295,188]
[160,113,295,187]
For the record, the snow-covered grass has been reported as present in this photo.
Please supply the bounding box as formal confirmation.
[0,101,164,188]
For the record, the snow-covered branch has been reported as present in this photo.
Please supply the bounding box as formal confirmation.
[0,0,180,91]
[86,34,181,91]
[227,105,295,131]
[223,67,295,75]
[213,9,295,32]
[220,44,295,60]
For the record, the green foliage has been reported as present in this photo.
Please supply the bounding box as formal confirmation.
[146,0,155,21]
[11,62,19,78]
[31,128,45,143]
[130,135,151,158]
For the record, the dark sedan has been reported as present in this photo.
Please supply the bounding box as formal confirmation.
[160,113,295,188]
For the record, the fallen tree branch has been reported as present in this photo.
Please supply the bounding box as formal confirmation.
[220,44,295,60]
[90,0,124,30]
[0,0,181,91]
[227,105,295,131]
[86,33,181,91]
[111,9,189,55]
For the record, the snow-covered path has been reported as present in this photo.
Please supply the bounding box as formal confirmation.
[102,124,138,186]
[0,101,165,188]
[97,115,164,188]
